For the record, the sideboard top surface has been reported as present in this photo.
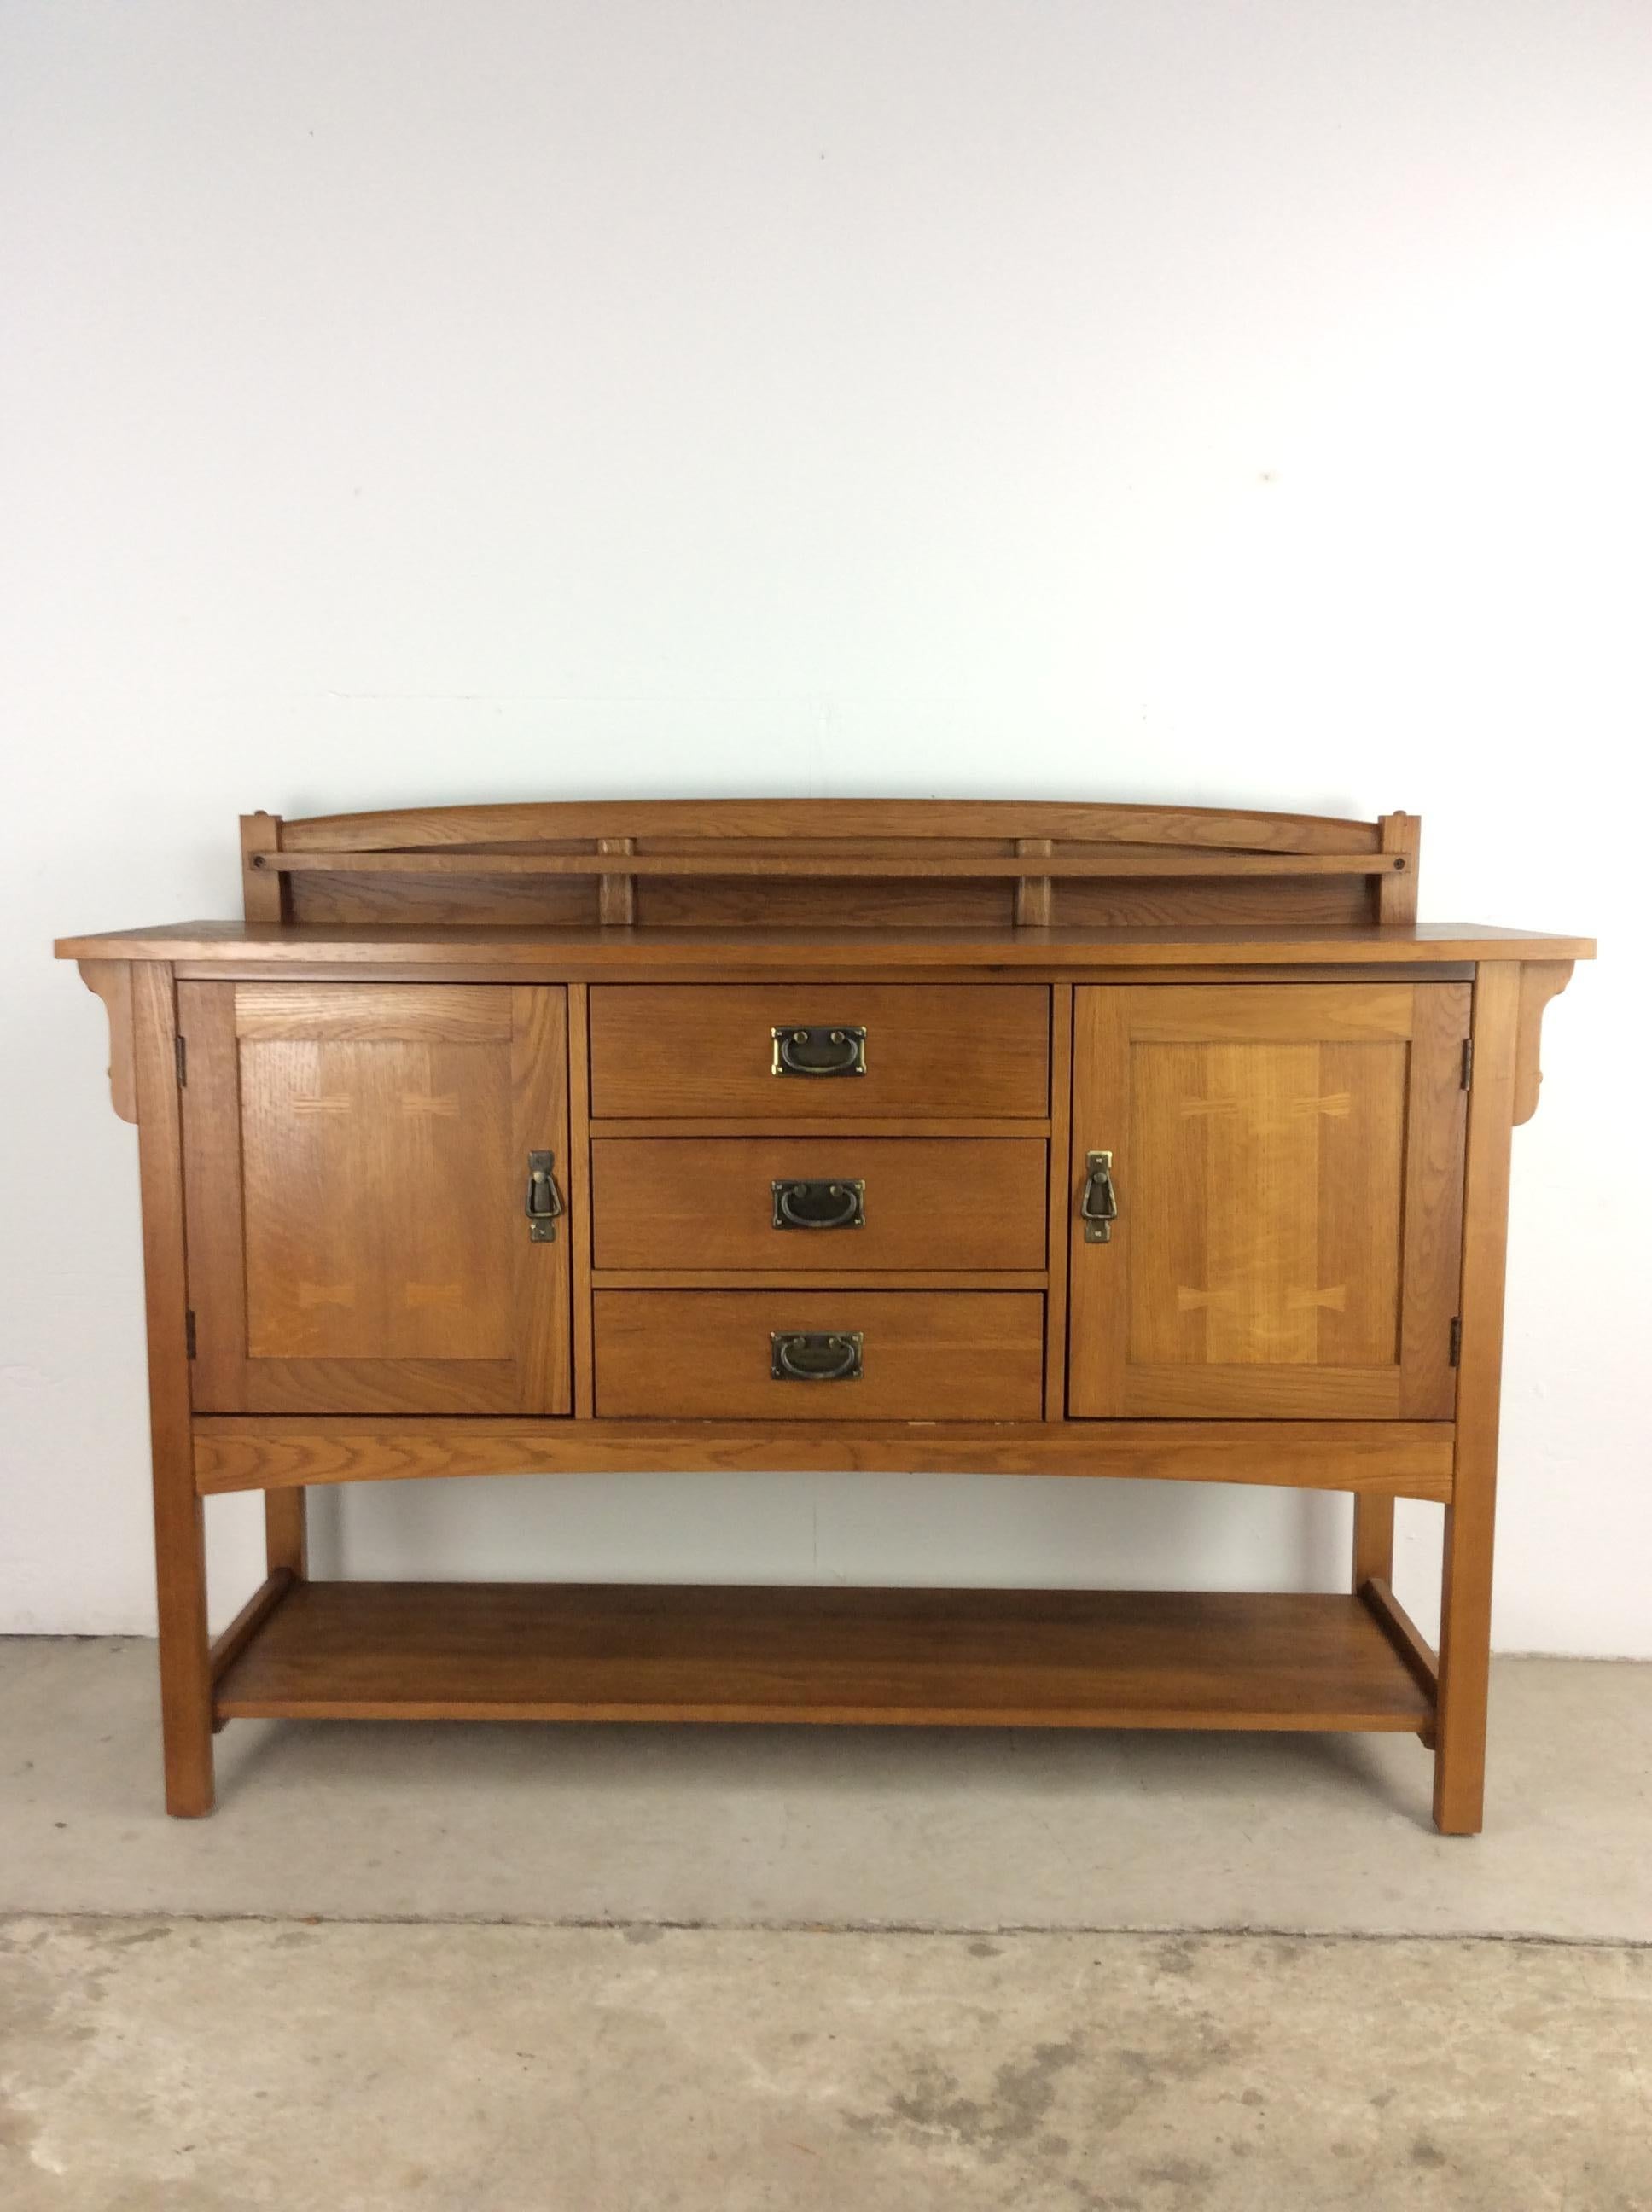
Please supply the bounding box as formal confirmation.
[55,918,1596,967]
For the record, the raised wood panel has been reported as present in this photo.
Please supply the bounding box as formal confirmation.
[194,1415,1457,1498]
[589,984,1050,1118]
[1068,983,1469,1419]
[593,1289,1044,1420]
[182,982,571,1414]
[590,1137,1047,1272]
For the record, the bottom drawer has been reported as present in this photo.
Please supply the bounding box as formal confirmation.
[594,1290,1044,1420]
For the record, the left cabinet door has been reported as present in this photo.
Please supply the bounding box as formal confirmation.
[180,983,572,1414]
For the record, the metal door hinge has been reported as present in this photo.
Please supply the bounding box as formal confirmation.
[175,1035,188,1086]
[1449,1316,1462,1367]
[185,1309,197,1359]
[1461,1039,1474,1091]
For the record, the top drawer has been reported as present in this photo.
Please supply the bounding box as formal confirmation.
[589,986,1050,1120]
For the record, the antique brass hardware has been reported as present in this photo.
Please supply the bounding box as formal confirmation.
[771,1024,868,1077]
[1080,1150,1118,1243]
[524,1150,564,1243]
[771,1178,865,1231]
[770,1330,864,1381]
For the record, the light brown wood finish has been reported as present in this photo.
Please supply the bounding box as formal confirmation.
[194,1417,1457,1498]
[239,812,288,923]
[591,1138,1047,1272]
[60,797,1592,1829]
[257,847,1405,881]
[566,984,597,1417]
[1513,961,1576,1126]
[593,1290,1045,1421]
[77,960,137,1122]
[1044,985,1074,1418]
[182,981,571,1414]
[1067,983,1469,1420]
[1434,962,1521,1835]
[590,984,1050,1119]
[132,963,214,1815]
[1376,812,1420,926]
[276,796,1386,855]
[1352,1494,1396,1592]
[214,1582,1432,1733]
[57,921,1596,969]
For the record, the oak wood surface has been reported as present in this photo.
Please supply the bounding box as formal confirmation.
[192,1416,1456,1498]
[591,1137,1047,1272]
[1434,963,1521,1835]
[213,1580,1433,1732]
[77,960,137,1122]
[1067,983,1469,1421]
[57,922,1597,967]
[133,963,214,1815]
[182,981,571,1415]
[1513,961,1576,1126]
[593,1289,1045,1421]
[276,797,1386,854]
[590,983,1050,1119]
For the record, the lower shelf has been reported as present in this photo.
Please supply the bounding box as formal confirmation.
[213,1581,1433,1735]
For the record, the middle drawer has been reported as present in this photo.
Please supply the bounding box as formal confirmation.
[591,1138,1047,1272]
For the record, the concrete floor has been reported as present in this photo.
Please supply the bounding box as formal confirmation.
[3,1639,1649,1937]
[3,1639,1650,2209]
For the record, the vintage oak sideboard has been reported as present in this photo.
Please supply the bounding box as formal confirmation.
[56,798,1593,1830]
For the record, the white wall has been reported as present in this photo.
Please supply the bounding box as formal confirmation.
[3,0,1647,1653]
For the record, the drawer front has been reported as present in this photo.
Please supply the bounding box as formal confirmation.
[589,985,1050,1119]
[594,1290,1044,1419]
[591,1138,1047,1272]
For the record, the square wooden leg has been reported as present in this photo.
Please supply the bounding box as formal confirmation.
[265,1487,308,1580]
[1432,963,1519,1837]
[135,960,215,1817]
[1352,1494,1395,1592]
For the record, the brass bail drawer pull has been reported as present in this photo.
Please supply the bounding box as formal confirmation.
[771,1330,864,1382]
[524,1150,564,1243]
[771,1178,866,1231]
[1080,1150,1118,1243]
[771,1024,868,1078]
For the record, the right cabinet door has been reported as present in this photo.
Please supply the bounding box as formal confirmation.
[1067,983,1469,1419]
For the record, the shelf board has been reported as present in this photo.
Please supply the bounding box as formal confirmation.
[214,1581,1433,1734]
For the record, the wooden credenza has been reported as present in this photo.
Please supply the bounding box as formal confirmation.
[58,798,1592,1830]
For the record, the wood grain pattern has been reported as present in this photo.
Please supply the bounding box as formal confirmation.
[133,963,214,1815]
[590,984,1050,1119]
[235,983,510,1039]
[183,981,571,1414]
[1434,962,1521,1835]
[593,1289,1045,1421]
[193,1417,1456,1498]
[591,1138,1047,1272]
[276,797,1386,855]
[1376,812,1421,927]
[1044,985,1074,1418]
[57,921,1597,968]
[239,812,288,924]
[213,1582,1433,1732]
[1068,983,1469,1419]
[77,959,137,1122]
[1513,961,1576,1126]
[258,847,1401,882]
[566,983,597,1417]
